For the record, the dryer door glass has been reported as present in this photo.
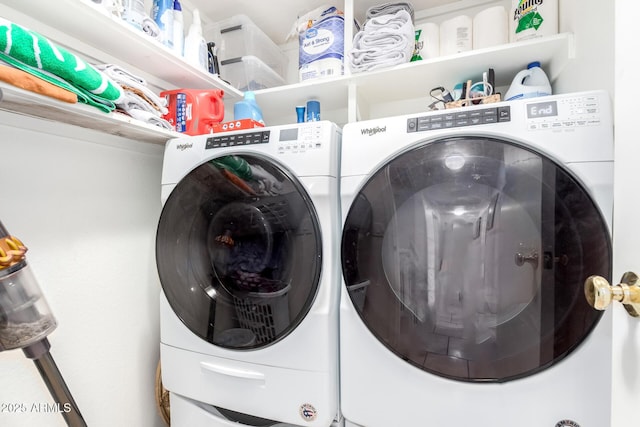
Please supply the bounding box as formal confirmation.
[341,136,611,382]
[157,154,322,349]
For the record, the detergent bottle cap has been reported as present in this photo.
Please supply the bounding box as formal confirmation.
[527,61,541,69]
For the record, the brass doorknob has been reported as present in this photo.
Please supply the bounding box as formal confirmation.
[584,272,640,317]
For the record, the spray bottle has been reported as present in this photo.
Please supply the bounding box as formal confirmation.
[183,9,208,70]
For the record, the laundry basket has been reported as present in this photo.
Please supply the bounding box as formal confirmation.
[232,283,291,344]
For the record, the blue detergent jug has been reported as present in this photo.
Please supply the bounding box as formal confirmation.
[233,91,264,124]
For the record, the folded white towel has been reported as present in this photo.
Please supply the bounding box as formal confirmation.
[364,9,413,32]
[350,50,411,72]
[349,10,414,73]
[96,64,167,114]
[126,108,174,130]
[366,2,414,22]
[353,31,411,51]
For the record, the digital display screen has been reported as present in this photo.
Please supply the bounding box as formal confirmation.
[280,128,299,141]
[526,101,558,119]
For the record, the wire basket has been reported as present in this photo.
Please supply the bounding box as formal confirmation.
[232,284,291,344]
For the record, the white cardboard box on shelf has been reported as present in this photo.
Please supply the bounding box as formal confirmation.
[205,14,288,79]
[219,56,286,91]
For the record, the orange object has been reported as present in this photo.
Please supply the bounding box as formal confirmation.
[212,118,265,133]
[0,64,77,104]
[160,89,225,135]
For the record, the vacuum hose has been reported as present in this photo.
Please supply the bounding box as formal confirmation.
[23,339,87,427]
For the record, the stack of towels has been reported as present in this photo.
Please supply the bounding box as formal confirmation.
[349,2,415,73]
[0,18,122,112]
[0,17,171,129]
[96,64,171,130]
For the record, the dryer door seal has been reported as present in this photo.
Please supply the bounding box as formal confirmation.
[341,136,611,382]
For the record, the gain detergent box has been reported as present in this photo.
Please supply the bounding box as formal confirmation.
[299,7,344,82]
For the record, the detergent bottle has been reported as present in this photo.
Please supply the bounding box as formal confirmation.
[151,0,174,48]
[504,61,552,101]
[183,9,208,70]
[233,91,265,124]
[172,0,184,56]
[160,89,225,135]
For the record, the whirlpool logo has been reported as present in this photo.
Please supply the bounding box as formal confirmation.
[176,142,193,151]
[360,125,387,136]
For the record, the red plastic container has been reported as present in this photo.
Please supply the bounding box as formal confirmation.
[160,89,225,135]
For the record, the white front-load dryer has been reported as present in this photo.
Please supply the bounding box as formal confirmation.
[156,121,342,427]
[339,91,613,427]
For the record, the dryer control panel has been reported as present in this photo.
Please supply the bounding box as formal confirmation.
[407,106,511,133]
[524,93,602,131]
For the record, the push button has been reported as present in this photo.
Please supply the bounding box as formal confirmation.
[407,118,417,133]
[498,106,511,122]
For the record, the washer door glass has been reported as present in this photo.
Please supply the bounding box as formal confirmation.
[341,136,611,382]
[157,154,321,349]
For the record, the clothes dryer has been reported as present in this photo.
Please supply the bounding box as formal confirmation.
[339,91,613,427]
[156,121,342,427]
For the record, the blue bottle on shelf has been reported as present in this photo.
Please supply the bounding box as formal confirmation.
[233,91,264,124]
[152,0,174,49]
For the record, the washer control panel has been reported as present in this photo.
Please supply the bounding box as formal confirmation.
[525,93,601,131]
[407,106,511,133]
[276,123,325,154]
[204,124,326,154]
[205,130,270,149]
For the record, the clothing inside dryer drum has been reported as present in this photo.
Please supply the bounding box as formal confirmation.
[157,154,321,349]
[341,136,611,382]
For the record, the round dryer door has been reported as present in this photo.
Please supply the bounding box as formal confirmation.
[157,154,322,349]
[341,136,611,382]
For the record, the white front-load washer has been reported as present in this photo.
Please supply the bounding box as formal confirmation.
[156,121,342,427]
[339,91,613,427]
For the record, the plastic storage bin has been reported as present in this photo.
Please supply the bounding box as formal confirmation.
[220,56,285,91]
[205,14,287,79]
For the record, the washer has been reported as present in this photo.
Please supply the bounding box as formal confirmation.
[156,121,342,427]
[339,91,613,427]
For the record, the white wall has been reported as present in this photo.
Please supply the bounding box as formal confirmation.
[612,1,640,425]
[0,113,165,427]
[555,0,614,95]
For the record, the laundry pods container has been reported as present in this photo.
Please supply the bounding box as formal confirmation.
[0,236,57,351]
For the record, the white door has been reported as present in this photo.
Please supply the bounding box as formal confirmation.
[611,2,640,425]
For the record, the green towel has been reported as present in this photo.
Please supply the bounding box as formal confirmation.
[0,19,124,112]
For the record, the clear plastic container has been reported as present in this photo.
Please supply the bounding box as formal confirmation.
[220,56,285,91]
[205,14,287,79]
[0,263,57,351]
